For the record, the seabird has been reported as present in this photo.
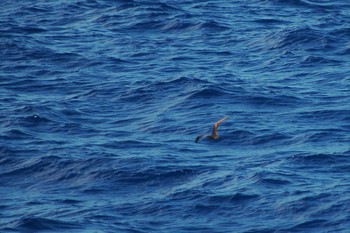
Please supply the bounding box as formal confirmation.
[195,116,229,143]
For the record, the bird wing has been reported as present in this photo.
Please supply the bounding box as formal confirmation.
[210,116,229,137]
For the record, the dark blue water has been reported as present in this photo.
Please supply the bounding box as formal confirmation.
[1,0,350,232]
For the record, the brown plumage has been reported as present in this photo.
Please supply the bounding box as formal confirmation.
[195,117,229,143]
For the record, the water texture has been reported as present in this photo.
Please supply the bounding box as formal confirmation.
[1,0,350,232]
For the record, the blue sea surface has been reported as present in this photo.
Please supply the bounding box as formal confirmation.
[1,0,350,232]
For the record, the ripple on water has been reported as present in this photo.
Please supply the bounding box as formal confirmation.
[1,0,350,232]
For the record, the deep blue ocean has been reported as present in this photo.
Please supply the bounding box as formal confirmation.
[1,0,350,232]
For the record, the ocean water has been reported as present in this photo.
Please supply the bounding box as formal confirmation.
[1,0,350,232]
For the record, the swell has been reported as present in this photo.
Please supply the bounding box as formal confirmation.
[260,0,341,10]
[249,27,338,53]
[240,93,304,107]
[119,76,234,106]
[0,155,204,193]
[1,0,350,232]
[207,192,259,204]
[251,170,293,186]
[2,216,81,232]
[289,152,350,166]
[91,1,229,33]
[222,130,292,147]
[297,109,350,121]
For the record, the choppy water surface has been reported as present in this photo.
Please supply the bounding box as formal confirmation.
[1,0,350,232]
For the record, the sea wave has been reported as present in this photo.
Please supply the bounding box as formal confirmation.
[1,0,350,232]
[2,216,81,232]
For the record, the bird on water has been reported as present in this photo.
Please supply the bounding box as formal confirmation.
[195,116,229,143]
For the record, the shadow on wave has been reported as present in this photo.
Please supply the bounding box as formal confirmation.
[251,170,293,186]
[94,0,232,33]
[261,0,337,10]
[106,166,200,186]
[0,129,33,141]
[300,55,342,66]
[220,130,291,147]
[186,85,231,99]
[249,27,337,52]
[119,76,232,103]
[160,19,230,32]
[1,216,81,232]
[240,93,304,107]
[81,165,205,194]
[207,192,260,204]
[0,154,205,194]
[119,2,229,33]
[289,152,350,166]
